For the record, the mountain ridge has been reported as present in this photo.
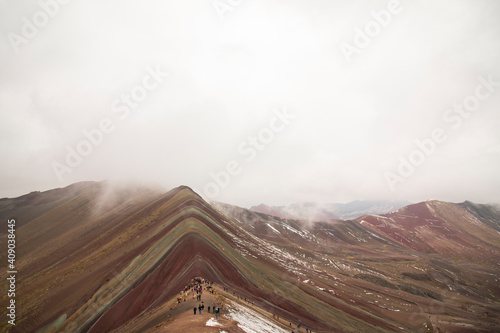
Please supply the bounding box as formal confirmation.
[250,199,412,221]
[1,182,499,332]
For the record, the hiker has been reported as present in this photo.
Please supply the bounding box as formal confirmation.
[215,307,219,319]
[208,306,211,313]
[193,307,197,315]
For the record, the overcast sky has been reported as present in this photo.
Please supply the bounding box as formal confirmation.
[1,0,499,207]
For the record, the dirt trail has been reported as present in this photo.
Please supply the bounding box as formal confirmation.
[153,288,243,333]
[149,282,297,333]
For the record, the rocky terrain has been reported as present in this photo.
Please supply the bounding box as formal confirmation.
[0,181,499,332]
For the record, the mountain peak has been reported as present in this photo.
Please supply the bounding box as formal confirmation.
[3,183,500,332]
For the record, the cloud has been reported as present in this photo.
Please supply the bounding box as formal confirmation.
[1,0,499,206]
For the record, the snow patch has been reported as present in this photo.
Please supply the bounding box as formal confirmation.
[225,301,288,333]
[267,223,281,234]
[206,318,222,327]
[370,214,389,219]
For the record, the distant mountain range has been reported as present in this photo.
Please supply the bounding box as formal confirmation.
[1,181,499,332]
[250,200,412,221]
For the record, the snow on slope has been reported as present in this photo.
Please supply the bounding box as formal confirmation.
[225,301,288,333]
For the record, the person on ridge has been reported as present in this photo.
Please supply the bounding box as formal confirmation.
[193,307,197,315]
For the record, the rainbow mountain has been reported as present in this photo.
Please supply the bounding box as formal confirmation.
[0,182,499,332]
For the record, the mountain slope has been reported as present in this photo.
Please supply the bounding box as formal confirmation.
[1,184,499,332]
[356,200,500,261]
[217,200,500,332]
[0,183,392,332]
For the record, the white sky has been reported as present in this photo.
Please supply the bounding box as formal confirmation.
[1,0,499,207]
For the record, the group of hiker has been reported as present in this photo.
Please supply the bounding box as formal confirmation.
[179,276,314,332]
[177,276,222,318]
[177,276,217,303]
[193,303,220,318]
